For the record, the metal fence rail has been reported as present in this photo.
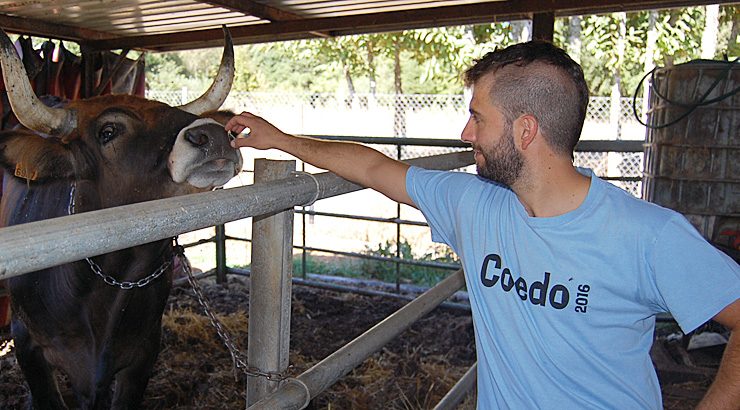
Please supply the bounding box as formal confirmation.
[0,141,648,408]
[0,152,472,280]
[248,269,468,409]
[0,152,475,407]
[195,137,644,288]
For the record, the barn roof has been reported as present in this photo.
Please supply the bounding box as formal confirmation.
[0,0,733,52]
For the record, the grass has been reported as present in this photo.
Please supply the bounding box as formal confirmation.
[230,239,460,288]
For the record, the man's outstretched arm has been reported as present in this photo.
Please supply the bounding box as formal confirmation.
[225,112,413,206]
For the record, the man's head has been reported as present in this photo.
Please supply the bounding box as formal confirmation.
[464,41,589,160]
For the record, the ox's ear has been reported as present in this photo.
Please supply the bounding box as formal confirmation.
[201,109,237,126]
[0,131,86,182]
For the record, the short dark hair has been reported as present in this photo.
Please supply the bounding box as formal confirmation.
[464,41,589,157]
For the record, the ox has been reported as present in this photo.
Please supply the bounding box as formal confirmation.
[0,27,242,409]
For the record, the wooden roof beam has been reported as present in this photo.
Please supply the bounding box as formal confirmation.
[202,0,331,38]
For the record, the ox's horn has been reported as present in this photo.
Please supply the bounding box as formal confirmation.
[177,26,235,115]
[0,29,76,136]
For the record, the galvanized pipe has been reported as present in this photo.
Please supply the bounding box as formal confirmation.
[0,172,313,280]
[215,224,227,284]
[0,151,473,280]
[433,362,477,410]
[311,136,645,153]
[247,269,466,410]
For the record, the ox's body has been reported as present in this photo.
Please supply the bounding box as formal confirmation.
[3,170,175,408]
[0,28,241,409]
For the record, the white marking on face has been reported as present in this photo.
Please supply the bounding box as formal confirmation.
[168,118,242,188]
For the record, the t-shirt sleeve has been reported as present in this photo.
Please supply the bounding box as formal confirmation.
[650,214,740,333]
[405,166,473,250]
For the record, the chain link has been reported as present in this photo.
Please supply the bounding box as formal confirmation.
[86,257,171,290]
[175,245,291,382]
[69,181,172,290]
[68,181,289,380]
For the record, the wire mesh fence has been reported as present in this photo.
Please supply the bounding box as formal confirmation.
[148,89,647,191]
[152,90,648,277]
[149,90,646,140]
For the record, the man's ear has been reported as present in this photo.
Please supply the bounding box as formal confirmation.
[516,114,539,151]
[0,130,77,182]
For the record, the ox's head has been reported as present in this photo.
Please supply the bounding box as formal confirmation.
[0,28,242,209]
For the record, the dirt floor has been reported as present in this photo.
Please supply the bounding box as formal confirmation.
[0,274,726,409]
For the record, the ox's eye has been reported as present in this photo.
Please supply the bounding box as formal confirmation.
[98,124,118,144]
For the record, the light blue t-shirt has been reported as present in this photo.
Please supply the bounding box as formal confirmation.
[406,166,740,409]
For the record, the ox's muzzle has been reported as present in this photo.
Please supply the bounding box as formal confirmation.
[168,118,243,188]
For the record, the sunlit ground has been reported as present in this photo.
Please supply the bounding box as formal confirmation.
[0,339,14,358]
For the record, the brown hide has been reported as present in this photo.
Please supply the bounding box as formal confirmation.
[0,96,242,409]
[0,26,238,409]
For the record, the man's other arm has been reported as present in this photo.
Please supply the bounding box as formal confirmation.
[696,298,740,410]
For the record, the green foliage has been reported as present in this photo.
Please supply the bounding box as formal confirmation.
[717,6,739,58]
[244,41,342,92]
[359,239,459,287]
[292,254,361,277]
[145,52,188,90]
[140,6,735,100]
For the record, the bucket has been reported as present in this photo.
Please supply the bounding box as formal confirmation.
[642,60,739,246]
[0,280,9,328]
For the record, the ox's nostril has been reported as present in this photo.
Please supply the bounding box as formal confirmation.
[185,130,209,146]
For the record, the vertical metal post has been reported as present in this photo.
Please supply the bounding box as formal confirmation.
[301,162,308,280]
[395,143,402,293]
[247,159,295,407]
[215,224,227,284]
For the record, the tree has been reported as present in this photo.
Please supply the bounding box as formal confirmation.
[701,4,720,59]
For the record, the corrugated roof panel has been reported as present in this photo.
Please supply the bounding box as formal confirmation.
[0,0,721,51]
[271,0,491,17]
[17,2,212,22]
[102,15,256,35]
[0,0,264,36]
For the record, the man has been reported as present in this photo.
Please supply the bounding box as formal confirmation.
[226,41,739,409]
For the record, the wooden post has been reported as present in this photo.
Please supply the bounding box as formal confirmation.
[80,46,96,99]
[532,12,555,42]
[246,159,295,406]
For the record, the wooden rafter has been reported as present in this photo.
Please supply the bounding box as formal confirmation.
[203,0,306,21]
[203,0,331,38]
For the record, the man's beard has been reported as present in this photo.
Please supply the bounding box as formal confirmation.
[476,124,524,187]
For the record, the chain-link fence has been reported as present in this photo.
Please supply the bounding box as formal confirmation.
[156,90,648,274]
[149,90,646,195]
[149,90,645,139]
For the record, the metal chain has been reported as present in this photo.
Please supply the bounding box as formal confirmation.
[174,244,290,382]
[68,181,172,290]
[86,257,171,290]
[68,181,288,380]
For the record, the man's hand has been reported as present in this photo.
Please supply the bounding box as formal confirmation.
[223,111,413,206]
[224,111,287,150]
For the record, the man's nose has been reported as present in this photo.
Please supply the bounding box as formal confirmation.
[460,118,475,143]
